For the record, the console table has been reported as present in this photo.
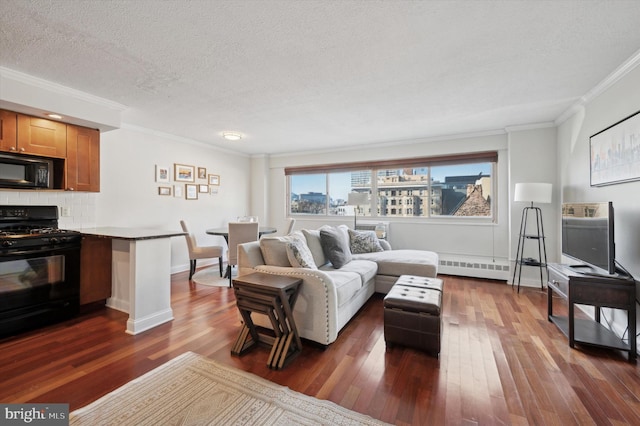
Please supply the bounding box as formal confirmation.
[547,263,636,362]
[231,272,303,369]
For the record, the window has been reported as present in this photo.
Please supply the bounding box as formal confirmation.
[286,152,496,219]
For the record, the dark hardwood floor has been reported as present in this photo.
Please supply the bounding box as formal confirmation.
[1,272,639,425]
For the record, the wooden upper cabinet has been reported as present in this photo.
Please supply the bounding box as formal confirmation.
[66,125,100,192]
[0,110,18,152]
[16,114,67,157]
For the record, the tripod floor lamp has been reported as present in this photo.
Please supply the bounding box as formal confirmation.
[512,183,552,293]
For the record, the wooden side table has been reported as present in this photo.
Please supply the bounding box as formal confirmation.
[231,272,303,369]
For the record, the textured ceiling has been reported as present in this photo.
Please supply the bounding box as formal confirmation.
[1,0,640,155]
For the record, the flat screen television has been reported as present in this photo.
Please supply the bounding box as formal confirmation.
[561,201,615,275]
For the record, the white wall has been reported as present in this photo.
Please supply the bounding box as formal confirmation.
[557,62,640,350]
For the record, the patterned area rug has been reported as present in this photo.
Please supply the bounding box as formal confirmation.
[70,352,389,425]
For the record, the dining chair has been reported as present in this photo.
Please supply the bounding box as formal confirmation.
[286,218,296,235]
[180,220,225,280]
[227,222,259,287]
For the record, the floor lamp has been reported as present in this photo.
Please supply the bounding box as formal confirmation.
[348,192,369,229]
[512,183,552,293]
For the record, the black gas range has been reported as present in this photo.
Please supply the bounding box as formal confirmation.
[0,205,82,338]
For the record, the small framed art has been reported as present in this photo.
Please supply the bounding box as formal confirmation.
[208,174,220,186]
[199,184,209,193]
[158,186,171,196]
[174,163,195,182]
[173,185,183,198]
[198,167,207,179]
[185,184,198,200]
[155,165,170,183]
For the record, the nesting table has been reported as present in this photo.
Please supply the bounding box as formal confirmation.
[231,272,303,369]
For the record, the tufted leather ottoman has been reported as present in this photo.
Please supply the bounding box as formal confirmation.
[383,275,443,357]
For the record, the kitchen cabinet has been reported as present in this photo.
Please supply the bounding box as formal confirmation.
[66,125,100,192]
[0,110,18,151]
[80,236,112,305]
[16,113,67,158]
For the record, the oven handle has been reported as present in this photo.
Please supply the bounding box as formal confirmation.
[0,245,79,257]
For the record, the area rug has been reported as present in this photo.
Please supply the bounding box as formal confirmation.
[70,352,389,425]
[191,267,231,287]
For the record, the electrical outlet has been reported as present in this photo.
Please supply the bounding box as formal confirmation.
[61,207,71,217]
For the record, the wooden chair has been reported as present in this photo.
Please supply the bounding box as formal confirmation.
[180,220,224,280]
[227,222,259,287]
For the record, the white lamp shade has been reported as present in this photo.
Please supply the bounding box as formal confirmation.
[514,183,552,204]
[348,192,368,205]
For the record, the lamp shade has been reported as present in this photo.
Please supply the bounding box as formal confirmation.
[347,192,368,205]
[514,183,552,204]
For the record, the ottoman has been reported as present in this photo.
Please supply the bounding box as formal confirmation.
[383,275,443,357]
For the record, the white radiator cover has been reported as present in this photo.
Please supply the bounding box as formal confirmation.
[437,254,510,281]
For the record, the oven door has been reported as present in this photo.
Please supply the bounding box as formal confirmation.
[0,244,80,335]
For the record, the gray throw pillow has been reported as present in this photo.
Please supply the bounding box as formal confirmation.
[348,229,384,254]
[319,225,352,269]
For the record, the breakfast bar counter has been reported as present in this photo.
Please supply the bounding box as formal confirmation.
[78,227,186,335]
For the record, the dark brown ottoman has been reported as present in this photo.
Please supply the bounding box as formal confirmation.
[384,275,443,357]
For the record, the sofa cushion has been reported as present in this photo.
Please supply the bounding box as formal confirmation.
[259,231,304,267]
[324,259,377,286]
[351,249,438,278]
[319,225,352,269]
[286,236,317,269]
[302,229,327,267]
[348,229,384,254]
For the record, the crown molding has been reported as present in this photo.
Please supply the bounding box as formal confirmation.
[504,122,556,133]
[0,67,127,111]
[555,48,640,125]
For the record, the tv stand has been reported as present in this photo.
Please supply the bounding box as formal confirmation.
[547,263,636,362]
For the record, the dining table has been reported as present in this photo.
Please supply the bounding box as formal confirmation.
[206,226,277,243]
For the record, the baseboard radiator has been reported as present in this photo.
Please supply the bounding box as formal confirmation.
[437,254,510,281]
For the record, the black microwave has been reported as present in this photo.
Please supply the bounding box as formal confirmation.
[0,153,53,189]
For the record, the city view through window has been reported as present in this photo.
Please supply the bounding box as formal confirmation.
[289,162,493,218]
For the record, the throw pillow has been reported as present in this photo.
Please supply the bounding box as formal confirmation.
[319,225,352,269]
[348,229,384,254]
[286,236,317,269]
[259,231,304,267]
[302,229,327,267]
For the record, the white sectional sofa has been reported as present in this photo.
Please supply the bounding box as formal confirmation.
[237,225,438,346]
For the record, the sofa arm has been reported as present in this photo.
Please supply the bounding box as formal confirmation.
[252,265,340,345]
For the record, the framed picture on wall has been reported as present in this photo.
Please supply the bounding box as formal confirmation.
[198,167,207,179]
[158,186,171,196]
[590,109,640,186]
[185,184,198,200]
[174,163,195,182]
[155,165,170,183]
[208,174,220,186]
[173,185,183,198]
[199,184,209,193]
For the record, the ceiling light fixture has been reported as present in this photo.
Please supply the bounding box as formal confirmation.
[47,113,63,119]
[222,132,242,141]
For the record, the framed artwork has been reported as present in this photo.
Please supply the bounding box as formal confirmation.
[199,184,209,193]
[590,110,640,186]
[173,184,183,198]
[210,187,219,195]
[174,163,195,182]
[208,174,220,186]
[158,186,171,196]
[185,184,198,200]
[198,167,207,179]
[155,165,170,183]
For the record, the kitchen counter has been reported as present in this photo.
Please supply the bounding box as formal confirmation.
[76,227,185,240]
[77,226,186,335]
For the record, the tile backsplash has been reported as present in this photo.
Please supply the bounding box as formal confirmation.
[0,191,97,229]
